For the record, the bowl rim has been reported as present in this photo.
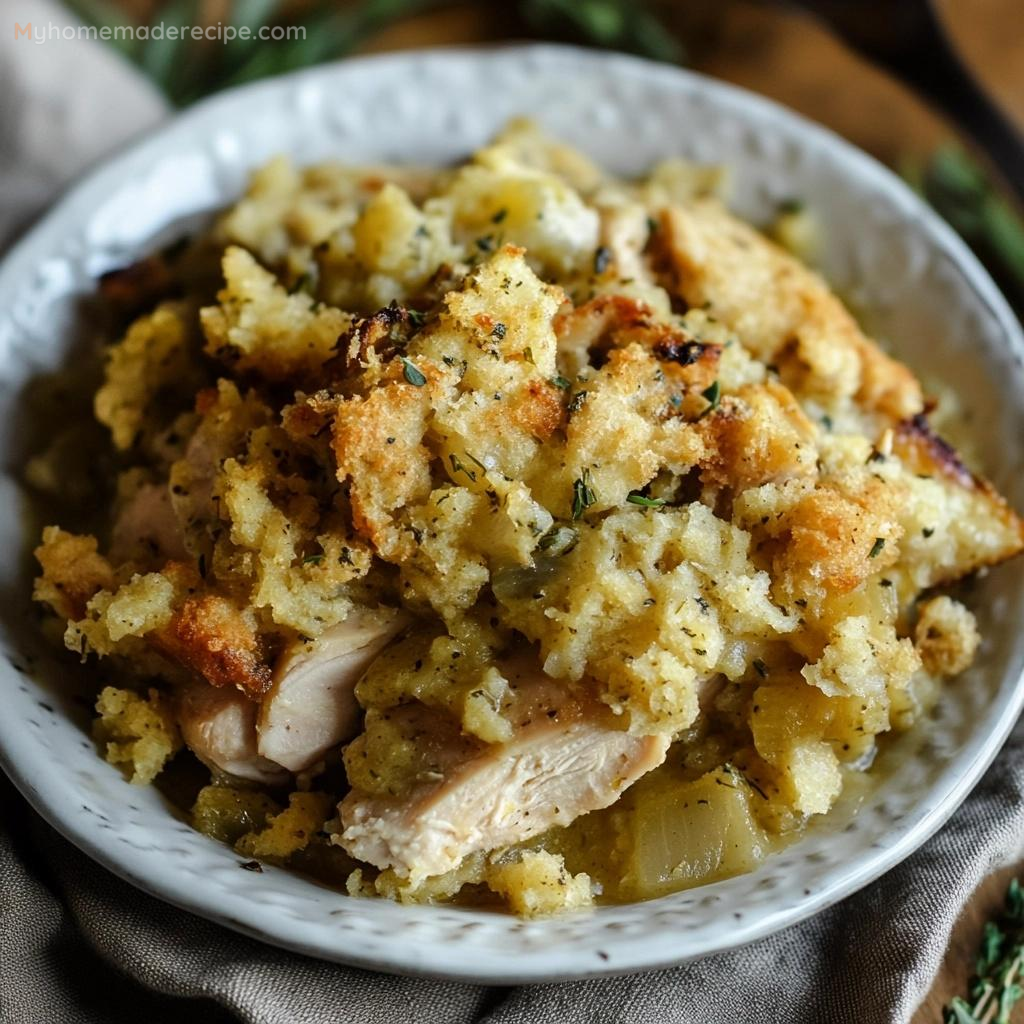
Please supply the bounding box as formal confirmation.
[1,42,1023,983]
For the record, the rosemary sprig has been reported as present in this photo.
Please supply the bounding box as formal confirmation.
[908,144,1024,312]
[65,0,684,107]
[63,0,135,55]
[521,0,685,64]
[65,0,442,107]
[944,878,1024,1024]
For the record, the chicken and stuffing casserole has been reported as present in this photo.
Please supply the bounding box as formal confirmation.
[30,121,1024,916]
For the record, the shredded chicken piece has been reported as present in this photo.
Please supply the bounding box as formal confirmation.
[258,607,410,771]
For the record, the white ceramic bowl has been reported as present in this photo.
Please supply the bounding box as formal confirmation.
[1,45,1022,983]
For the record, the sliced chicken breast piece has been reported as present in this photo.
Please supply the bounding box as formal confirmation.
[176,679,288,785]
[171,424,221,530]
[338,659,670,881]
[257,607,410,772]
[110,482,187,563]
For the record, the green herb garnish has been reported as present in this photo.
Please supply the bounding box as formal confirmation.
[492,208,508,224]
[593,245,612,274]
[869,537,885,558]
[944,878,1024,1024]
[699,380,721,417]
[752,659,768,678]
[916,145,1024,308]
[492,322,507,340]
[288,272,316,296]
[550,375,572,390]
[449,453,477,482]
[302,553,324,566]
[537,524,579,556]
[571,469,597,520]
[626,493,667,508]
[400,356,426,387]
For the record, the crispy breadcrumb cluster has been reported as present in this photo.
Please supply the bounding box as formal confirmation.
[31,120,1023,914]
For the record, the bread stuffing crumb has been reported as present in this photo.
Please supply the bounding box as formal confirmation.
[93,686,181,784]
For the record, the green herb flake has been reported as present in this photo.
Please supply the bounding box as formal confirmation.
[752,659,768,678]
[571,469,597,521]
[449,453,476,483]
[288,272,315,296]
[699,380,721,417]
[302,553,324,566]
[400,356,427,387]
[869,537,886,558]
[537,524,579,556]
[593,245,612,274]
[550,375,571,390]
[406,308,427,329]
[492,208,508,224]
[626,493,667,508]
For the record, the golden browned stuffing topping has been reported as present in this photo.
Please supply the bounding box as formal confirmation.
[31,120,1023,916]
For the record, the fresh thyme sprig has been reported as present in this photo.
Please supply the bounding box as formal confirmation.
[944,878,1024,1024]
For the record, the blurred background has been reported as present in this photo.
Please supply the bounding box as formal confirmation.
[59,0,1024,312]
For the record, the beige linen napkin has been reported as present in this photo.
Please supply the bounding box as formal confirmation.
[1,9,1022,1023]
[0,0,167,245]
[5,745,1024,1023]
